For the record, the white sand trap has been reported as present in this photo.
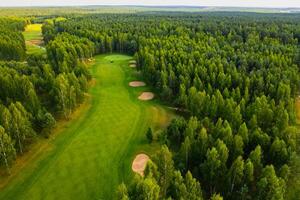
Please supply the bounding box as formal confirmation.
[129,60,137,64]
[129,64,137,68]
[132,154,150,176]
[138,92,154,101]
[129,81,146,87]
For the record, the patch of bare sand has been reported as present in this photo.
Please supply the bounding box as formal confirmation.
[129,60,137,64]
[138,92,154,101]
[129,64,137,68]
[129,81,146,87]
[26,39,44,46]
[132,154,150,176]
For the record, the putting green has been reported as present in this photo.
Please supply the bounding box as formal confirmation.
[0,54,174,200]
[104,54,132,61]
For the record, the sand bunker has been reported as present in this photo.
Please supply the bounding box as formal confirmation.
[138,92,154,101]
[129,60,137,64]
[129,64,137,68]
[132,154,150,176]
[129,81,146,87]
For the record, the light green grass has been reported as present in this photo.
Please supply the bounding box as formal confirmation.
[23,24,43,41]
[23,24,46,55]
[0,54,175,200]
[104,54,132,61]
[25,45,45,55]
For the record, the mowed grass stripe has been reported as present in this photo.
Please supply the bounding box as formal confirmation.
[0,54,175,200]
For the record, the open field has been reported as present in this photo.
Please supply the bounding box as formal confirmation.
[23,24,46,54]
[0,54,175,200]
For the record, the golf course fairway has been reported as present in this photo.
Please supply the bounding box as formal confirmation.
[23,24,46,55]
[0,54,175,200]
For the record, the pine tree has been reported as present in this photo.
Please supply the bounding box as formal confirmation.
[257,165,285,200]
[153,145,174,197]
[116,183,129,200]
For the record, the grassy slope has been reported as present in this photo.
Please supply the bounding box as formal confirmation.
[23,24,46,55]
[0,54,175,200]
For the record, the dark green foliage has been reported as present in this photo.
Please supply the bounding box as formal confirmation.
[0,18,27,61]
[0,125,16,174]
[123,146,203,200]
[46,33,94,74]
[99,13,300,199]
[0,17,92,169]
[146,128,153,143]
[0,101,35,165]
[0,12,299,200]
[256,165,285,200]
[35,110,56,136]
[116,183,130,200]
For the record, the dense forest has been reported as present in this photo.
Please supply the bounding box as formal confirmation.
[0,12,299,200]
[50,13,300,199]
[0,18,28,61]
[0,17,92,174]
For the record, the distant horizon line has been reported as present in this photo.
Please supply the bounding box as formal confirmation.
[0,5,300,9]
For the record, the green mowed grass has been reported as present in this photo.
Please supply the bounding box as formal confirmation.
[25,45,46,55]
[0,54,175,200]
[104,54,132,61]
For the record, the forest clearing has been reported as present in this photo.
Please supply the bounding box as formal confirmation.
[23,24,45,54]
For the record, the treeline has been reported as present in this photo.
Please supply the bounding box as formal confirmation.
[117,145,205,200]
[134,14,299,199]
[52,13,300,199]
[47,33,94,73]
[0,18,28,61]
[136,15,300,199]
[0,18,94,173]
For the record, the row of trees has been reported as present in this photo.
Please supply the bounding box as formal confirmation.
[0,102,35,172]
[0,17,49,172]
[117,146,205,200]
[0,18,27,61]
[46,33,95,73]
[0,18,94,173]
[45,32,93,117]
